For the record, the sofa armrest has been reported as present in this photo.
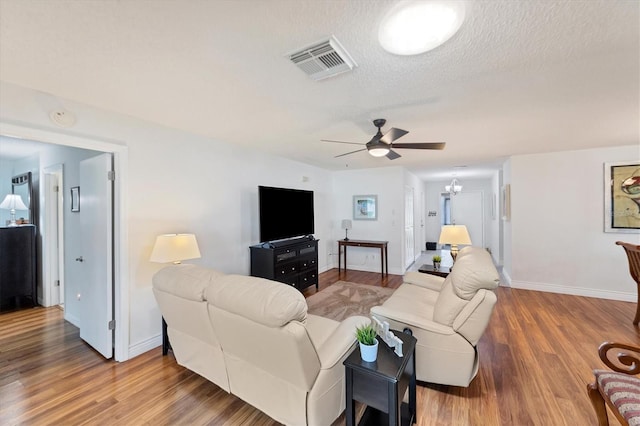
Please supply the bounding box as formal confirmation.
[403,271,446,292]
[371,305,454,336]
[316,315,370,369]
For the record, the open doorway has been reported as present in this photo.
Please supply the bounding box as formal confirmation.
[0,121,129,361]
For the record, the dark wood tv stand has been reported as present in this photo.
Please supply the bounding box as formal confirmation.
[250,237,318,292]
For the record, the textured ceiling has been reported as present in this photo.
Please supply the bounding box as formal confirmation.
[0,0,638,180]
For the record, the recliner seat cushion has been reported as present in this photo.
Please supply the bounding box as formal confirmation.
[206,274,307,327]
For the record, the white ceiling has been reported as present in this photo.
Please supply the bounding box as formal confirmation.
[0,0,638,180]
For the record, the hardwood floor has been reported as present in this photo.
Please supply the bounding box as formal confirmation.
[1,269,638,425]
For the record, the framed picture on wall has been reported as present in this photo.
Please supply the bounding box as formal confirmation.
[604,161,640,233]
[71,186,80,212]
[353,195,377,220]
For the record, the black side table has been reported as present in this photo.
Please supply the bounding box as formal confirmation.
[162,317,172,356]
[418,264,450,278]
[344,331,417,426]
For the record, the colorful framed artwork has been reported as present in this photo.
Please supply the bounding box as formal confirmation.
[353,195,377,220]
[604,161,640,233]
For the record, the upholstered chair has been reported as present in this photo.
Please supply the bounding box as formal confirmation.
[588,342,640,425]
[616,241,640,325]
[371,246,499,386]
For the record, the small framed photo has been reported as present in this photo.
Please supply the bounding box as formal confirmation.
[604,161,640,233]
[353,195,377,220]
[71,186,80,212]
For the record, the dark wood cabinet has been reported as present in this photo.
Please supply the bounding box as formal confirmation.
[0,225,37,311]
[250,238,318,292]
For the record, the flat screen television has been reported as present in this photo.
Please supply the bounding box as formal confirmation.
[259,186,314,243]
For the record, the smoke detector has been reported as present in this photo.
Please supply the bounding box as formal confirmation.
[287,36,357,81]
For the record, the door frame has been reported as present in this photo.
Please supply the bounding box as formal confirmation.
[42,163,65,307]
[0,121,129,362]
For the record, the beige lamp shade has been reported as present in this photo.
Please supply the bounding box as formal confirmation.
[438,225,471,262]
[438,225,471,245]
[150,233,201,264]
[341,219,352,230]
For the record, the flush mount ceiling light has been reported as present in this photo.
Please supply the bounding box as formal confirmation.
[378,0,466,55]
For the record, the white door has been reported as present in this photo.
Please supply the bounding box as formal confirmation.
[404,186,415,267]
[450,191,484,248]
[78,153,114,359]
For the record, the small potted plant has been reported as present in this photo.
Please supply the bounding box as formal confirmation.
[356,323,378,362]
[432,255,442,270]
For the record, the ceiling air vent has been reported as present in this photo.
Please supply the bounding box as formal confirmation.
[287,36,357,81]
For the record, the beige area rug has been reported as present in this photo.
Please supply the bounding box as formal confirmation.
[306,281,395,322]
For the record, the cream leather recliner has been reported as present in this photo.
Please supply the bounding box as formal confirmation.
[152,265,369,426]
[153,264,230,391]
[371,246,499,387]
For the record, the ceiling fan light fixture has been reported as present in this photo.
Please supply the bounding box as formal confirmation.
[378,0,465,56]
[368,146,391,157]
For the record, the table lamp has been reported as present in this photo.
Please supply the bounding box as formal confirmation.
[0,194,28,226]
[341,219,352,241]
[438,225,471,262]
[150,233,201,264]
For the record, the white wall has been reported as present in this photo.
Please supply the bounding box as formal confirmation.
[490,169,502,265]
[0,81,333,357]
[404,169,424,266]
[502,159,512,284]
[330,167,405,274]
[508,145,640,300]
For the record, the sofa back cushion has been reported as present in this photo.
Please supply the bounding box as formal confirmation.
[433,248,499,327]
[450,249,500,300]
[206,274,307,327]
[153,264,224,301]
[207,274,320,401]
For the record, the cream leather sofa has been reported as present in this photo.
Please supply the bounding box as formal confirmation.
[152,264,369,426]
[371,246,499,387]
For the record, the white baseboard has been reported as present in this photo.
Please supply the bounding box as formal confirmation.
[64,312,80,328]
[510,280,635,302]
[500,269,512,287]
[128,334,162,359]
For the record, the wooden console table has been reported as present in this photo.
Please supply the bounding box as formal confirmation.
[338,239,388,277]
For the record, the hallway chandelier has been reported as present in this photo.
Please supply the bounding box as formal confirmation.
[445,178,462,195]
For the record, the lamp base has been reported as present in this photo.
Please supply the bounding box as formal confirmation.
[344,229,349,241]
[7,210,17,227]
[451,244,460,263]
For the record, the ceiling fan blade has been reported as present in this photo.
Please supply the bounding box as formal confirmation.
[386,150,401,160]
[334,148,367,158]
[380,127,408,144]
[391,142,446,150]
[321,139,365,146]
